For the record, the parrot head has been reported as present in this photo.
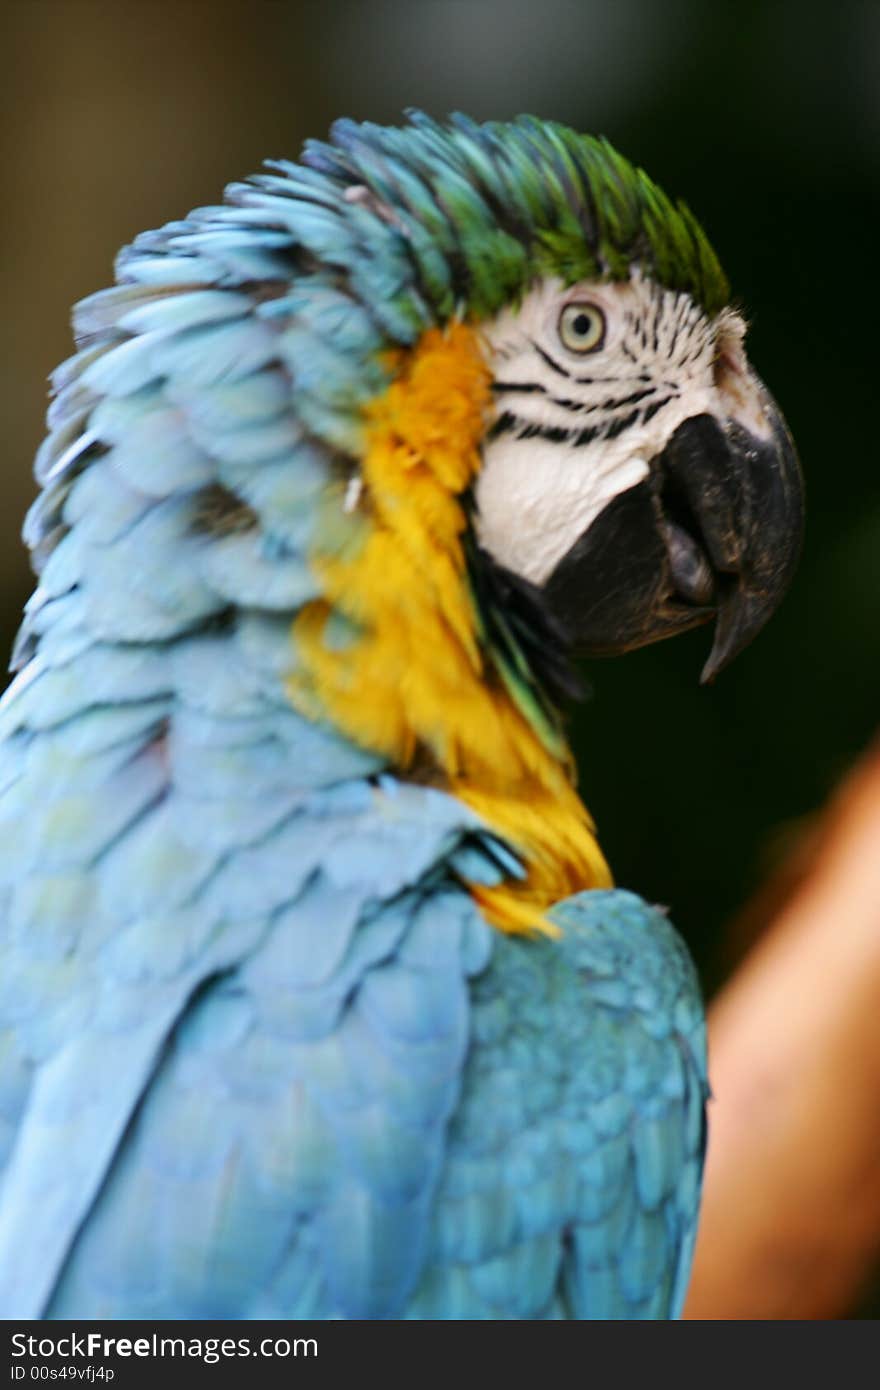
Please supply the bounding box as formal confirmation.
[475,268,802,684]
[292,112,803,693]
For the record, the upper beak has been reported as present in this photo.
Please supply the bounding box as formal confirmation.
[541,378,804,681]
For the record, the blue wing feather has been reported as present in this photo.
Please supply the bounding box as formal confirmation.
[404,891,707,1320]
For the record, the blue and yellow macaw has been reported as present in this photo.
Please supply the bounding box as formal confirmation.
[0,114,802,1319]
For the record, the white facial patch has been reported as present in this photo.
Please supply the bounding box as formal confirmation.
[474,274,747,585]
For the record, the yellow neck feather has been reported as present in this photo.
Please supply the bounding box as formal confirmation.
[289,323,612,933]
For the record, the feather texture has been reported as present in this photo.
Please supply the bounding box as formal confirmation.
[0,114,715,1319]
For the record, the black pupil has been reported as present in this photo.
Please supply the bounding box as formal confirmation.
[572,312,592,336]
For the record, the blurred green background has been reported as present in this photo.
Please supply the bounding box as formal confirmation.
[1,0,878,993]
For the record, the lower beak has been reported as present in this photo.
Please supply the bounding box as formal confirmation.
[541,387,804,681]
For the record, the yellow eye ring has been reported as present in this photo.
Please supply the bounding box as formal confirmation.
[558,302,606,354]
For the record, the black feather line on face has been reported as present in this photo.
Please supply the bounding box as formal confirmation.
[531,342,573,379]
[490,380,547,395]
[488,412,605,447]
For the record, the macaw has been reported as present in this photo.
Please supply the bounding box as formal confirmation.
[0,113,803,1320]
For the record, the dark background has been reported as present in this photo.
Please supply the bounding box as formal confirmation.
[2,0,878,991]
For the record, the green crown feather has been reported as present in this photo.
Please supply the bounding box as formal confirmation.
[296,111,730,321]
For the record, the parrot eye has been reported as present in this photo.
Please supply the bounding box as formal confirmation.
[557,302,606,354]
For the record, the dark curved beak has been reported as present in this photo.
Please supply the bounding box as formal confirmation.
[541,383,804,681]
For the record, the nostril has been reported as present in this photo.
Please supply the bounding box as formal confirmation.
[713,328,775,443]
